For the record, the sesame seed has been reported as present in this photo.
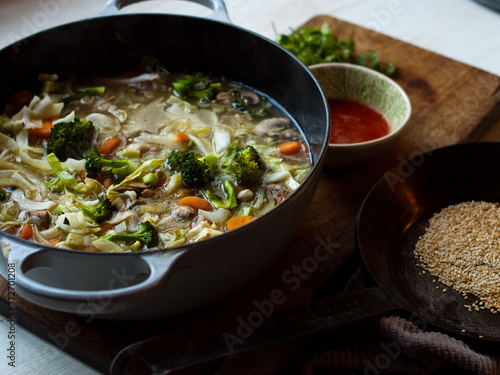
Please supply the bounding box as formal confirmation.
[415,201,500,314]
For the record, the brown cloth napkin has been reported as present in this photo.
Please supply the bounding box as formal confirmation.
[214,269,500,375]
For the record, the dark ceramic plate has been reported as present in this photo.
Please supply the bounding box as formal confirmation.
[474,0,500,11]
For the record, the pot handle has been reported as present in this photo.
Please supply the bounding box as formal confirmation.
[98,0,232,23]
[5,237,186,315]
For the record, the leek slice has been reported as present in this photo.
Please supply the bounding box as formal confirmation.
[93,238,126,253]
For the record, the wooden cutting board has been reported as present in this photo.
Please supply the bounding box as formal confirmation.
[1,15,500,374]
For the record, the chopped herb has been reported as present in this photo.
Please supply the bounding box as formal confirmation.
[276,23,396,76]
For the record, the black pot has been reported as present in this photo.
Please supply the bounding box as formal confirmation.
[0,0,329,320]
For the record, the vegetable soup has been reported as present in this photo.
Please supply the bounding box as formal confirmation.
[0,64,311,252]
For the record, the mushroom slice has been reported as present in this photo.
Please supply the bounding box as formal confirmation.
[126,142,160,154]
[237,189,254,203]
[216,91,233,104]
[229,89,260,105]
[114,182,149,190]
[174,205,196,220]
[253,118,290,137]
[127,199,145,210]
[279,129,302,141]
[265,184,291,205]
[111,196,127,211]
[27,210,50,227]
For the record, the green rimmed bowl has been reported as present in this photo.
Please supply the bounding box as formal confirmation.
[310,63,412,168]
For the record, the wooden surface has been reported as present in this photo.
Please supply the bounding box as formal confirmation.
[1,14,500,375]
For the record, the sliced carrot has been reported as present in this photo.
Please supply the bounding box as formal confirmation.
[277,141,302,155]
[49,237,61,246]
[226,216,256,231]
[99,136,121,155]
[177,196,212,211]
[28,118,54,138]
[175,132,190,143]
[98,222,115,236]
[84,246,100,252]
[18,223,34,240]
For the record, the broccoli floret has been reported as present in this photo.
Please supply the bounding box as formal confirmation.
[167,151,218,188]
[46,119,95,161]
[203,179,238,210]
[232,145,265,187]
[166,150,185,171]
[81,195,114,224]
[84,149,134,179]
[172,73,222,104]
[99,221,159,249]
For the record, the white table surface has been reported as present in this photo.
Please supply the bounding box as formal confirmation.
[0,0,499,374]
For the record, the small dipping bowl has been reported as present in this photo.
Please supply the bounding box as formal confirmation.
[310,63,411,168]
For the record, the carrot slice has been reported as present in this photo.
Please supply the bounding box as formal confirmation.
[99,137,121,155]
[28,118,54,138]
[227,216,256,231]
[175,132,190,143]
[98,222,115,236]
[177,196,212,211]
[277,141,302,155]
[18,223,34,240]
[49,237,61,246]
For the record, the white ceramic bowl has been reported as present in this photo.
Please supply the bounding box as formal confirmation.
[310,63,412,168]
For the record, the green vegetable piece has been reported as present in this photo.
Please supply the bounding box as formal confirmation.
[276,23,396,76]
[56,205,71,216]
[220,141,239,170]
[232,145,265,187]
[172,73,221,104]
[61,86,106,105]
[167,151,218,188]
[46,118,95,161]
[83,149,134,179]
[81,195,114,224]
[165,150,184,171]
[46,153,78,192]
[231,96,270,118]
[0,189,8,202]
[203,179,238,210]
[142,172,157,185]
[232,98,247,112]
[99,221,159,249]
[109,158,164,191]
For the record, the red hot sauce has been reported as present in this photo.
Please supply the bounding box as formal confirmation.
[328,98,390,144]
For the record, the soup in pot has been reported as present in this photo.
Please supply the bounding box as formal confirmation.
[0,63,311,252]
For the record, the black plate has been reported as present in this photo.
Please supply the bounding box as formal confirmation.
[357,141,500,341]
[474,0,500,11]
